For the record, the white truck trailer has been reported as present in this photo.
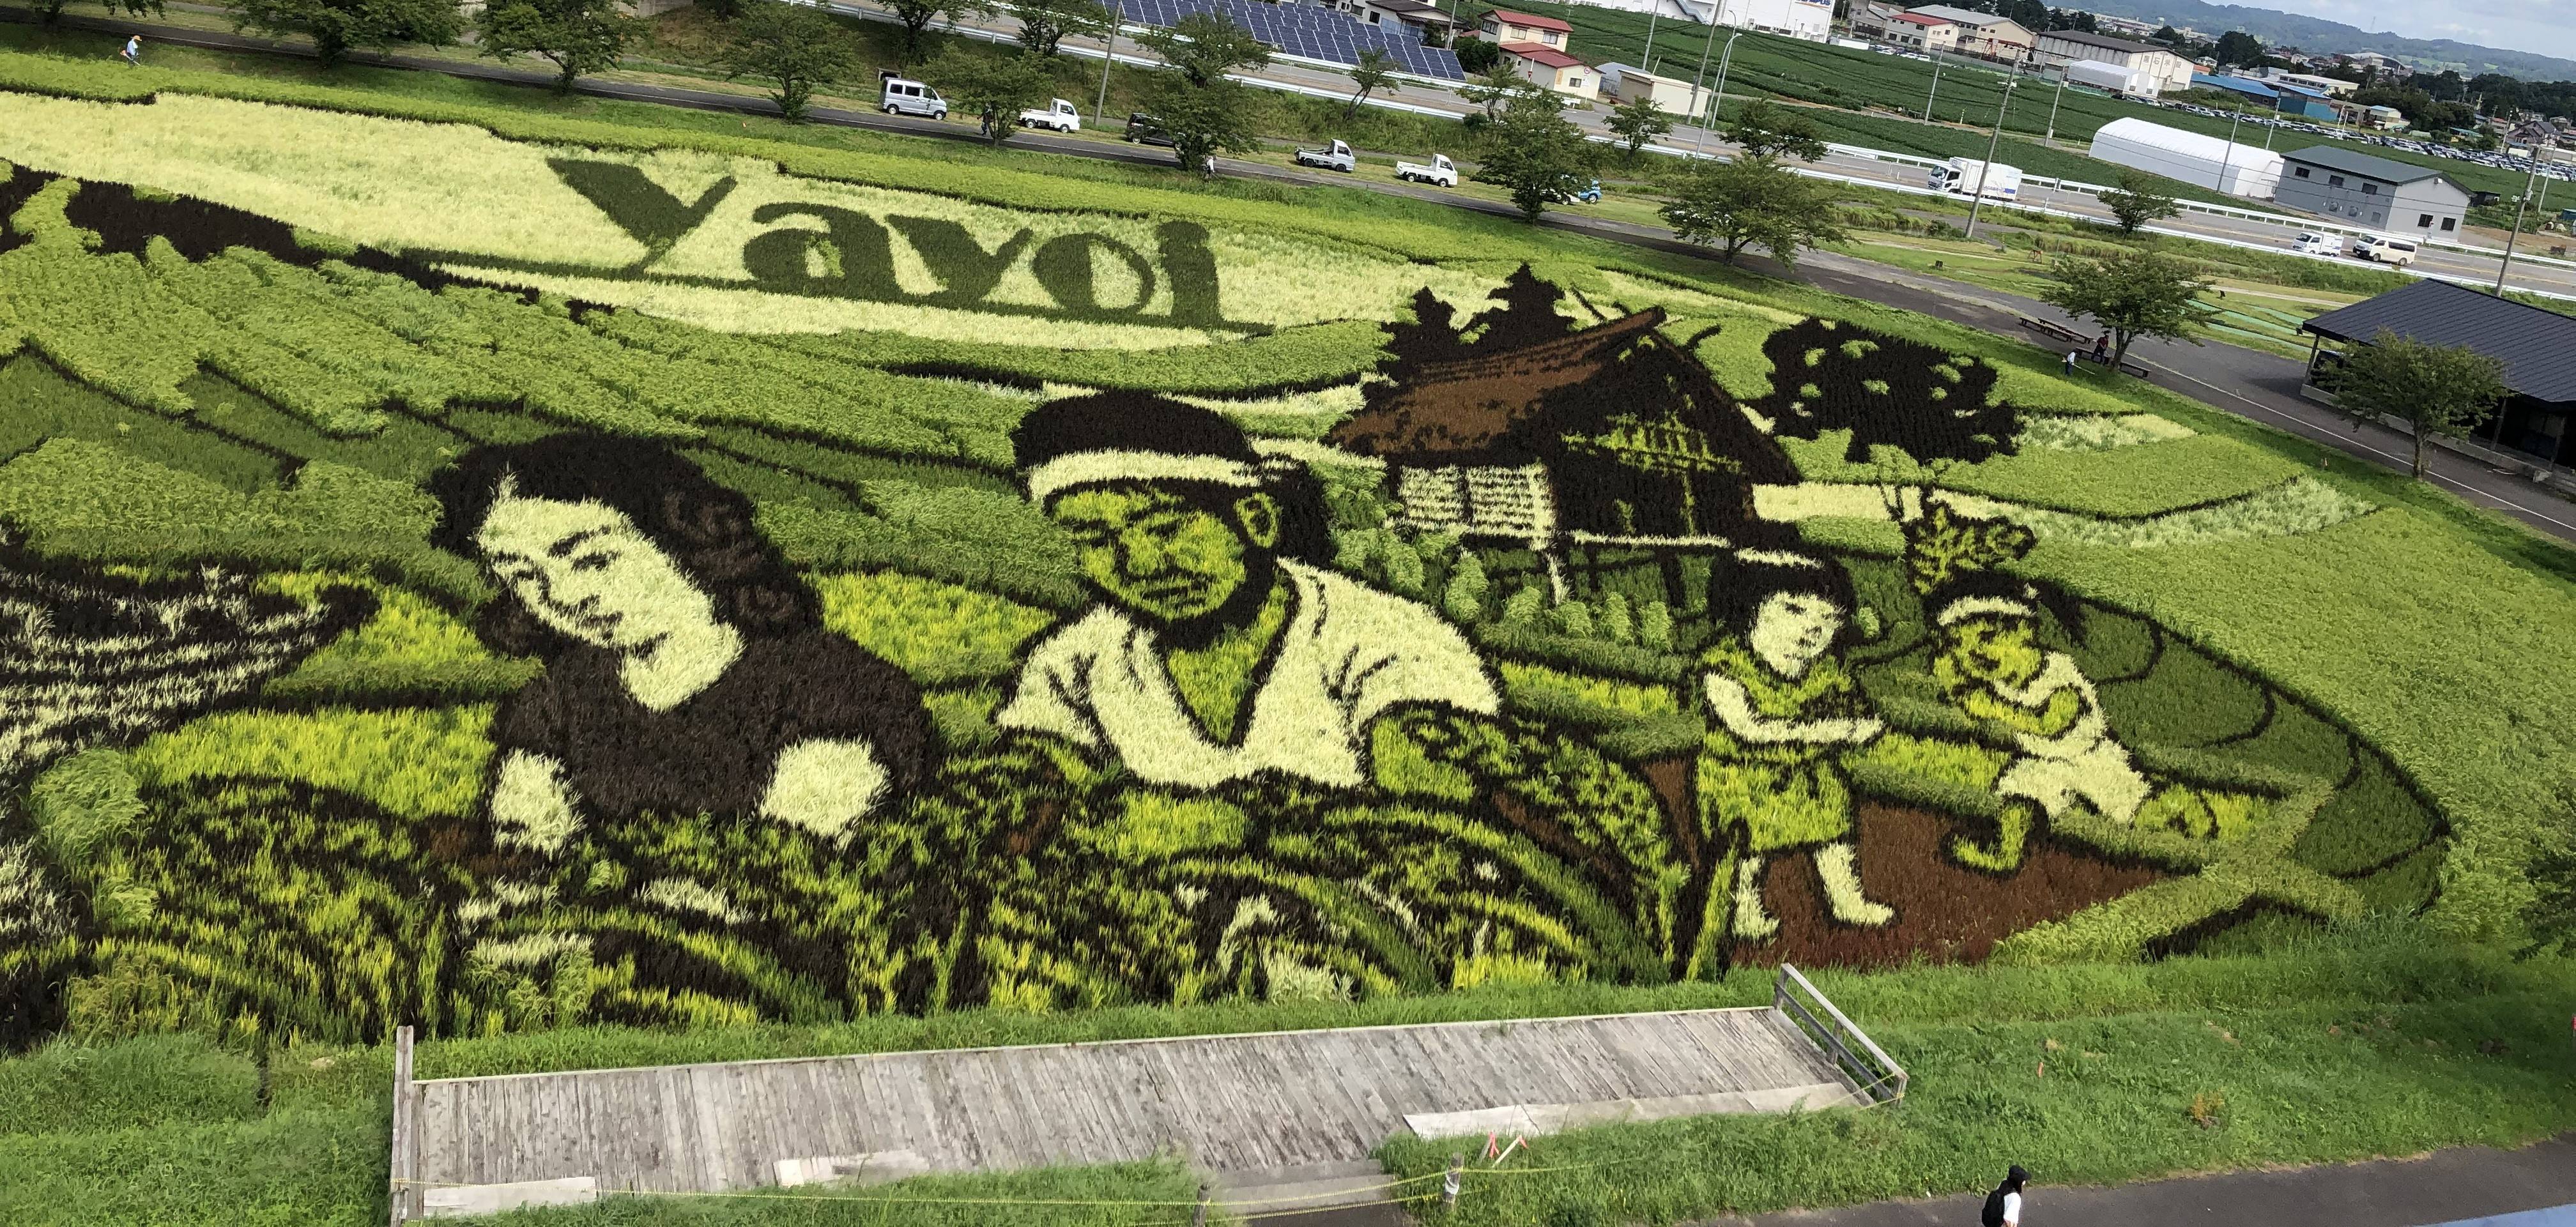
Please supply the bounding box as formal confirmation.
[1928,157,2022,202]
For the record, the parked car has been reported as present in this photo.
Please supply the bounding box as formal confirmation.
[1123,112,1175,147]
[878,75,947,119]
[2349,232,2420,266]
[1294,139,1356,172]
[2290,231,2342,257]
[1395,153,1457,187]
[1018,98,1081,133]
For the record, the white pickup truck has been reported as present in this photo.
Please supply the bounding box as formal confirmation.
[1395,153,1455,187]
[1018,98,1081,133]
[1294,139,1356,172]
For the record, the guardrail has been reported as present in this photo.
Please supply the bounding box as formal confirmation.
[1773,964,1906,1105]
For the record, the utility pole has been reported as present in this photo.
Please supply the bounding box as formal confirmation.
[2496,156,2542,296]
[1643,0,1661,72]
[2043,66,2067,144]
[1093,0,1124,125]
[1923,55,1943,123]
[1965,70,2018,240]
[2215,103,2242,196]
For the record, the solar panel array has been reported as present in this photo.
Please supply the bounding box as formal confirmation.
[1117,0,1466,80]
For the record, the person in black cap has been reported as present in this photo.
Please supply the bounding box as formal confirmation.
[999,390,1500,791]
[1982,1164,2030,1226]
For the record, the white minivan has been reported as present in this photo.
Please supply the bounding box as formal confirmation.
[879,77,947,119]
[2290,231,2341,256]
[2349,232,2420,266]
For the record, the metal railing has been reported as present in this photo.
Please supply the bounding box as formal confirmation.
[1773,964,1908,1104]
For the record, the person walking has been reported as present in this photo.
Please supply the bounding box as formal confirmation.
[1981,1164,2030,1226]
[2089,332,2110,364]
[119,34,141,66]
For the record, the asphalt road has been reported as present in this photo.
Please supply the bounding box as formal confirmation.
[11,6,2574,544]
[1714,1134,2576,1227]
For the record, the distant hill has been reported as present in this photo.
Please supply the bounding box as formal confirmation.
[2077,0,2576,81]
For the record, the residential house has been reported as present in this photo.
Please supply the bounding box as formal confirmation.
[2276,144,2471,234]
[1878,12,1959,53]
[2032,29,2193,95]
[1903,5,2033,59]
[1501,42,1598,99]
[1479,8,1571,49]
[1356,0,1455,41]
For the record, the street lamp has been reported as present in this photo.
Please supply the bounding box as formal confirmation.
[1690,24,1741,153]
[2496,156,2543,296]
[1965,69,2018,240]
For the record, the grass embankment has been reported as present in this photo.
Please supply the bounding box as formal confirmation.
[3,929,2570,1226]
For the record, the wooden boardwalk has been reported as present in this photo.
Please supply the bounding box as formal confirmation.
[407,1005,1867,1200]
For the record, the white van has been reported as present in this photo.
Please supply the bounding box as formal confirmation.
[2290,231,2341,256]
[879,77,947,119]
[2349,232,2419,266]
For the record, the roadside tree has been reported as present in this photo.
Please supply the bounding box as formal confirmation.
[1726,98,1826,162]
[1346,48,1397,116]
[1139,13,1270,172]
[722,0,857,123]
[885,0,992,61]
[476,0,642,93]
[2096,170,2180,236]
[1452,34,1500,73]
[1012,0,1107,57]
[2325,329,2509,478]
[1140,11,1269,84]
[1472,89,1597,221]
[2039,250,2211,376]
[2213,29,2262,66]
[1660,153,1848,269]
[1605,94,1671,163]
[1460,61,1528,120]
[922,44,1058,141]
[228,0,463,65]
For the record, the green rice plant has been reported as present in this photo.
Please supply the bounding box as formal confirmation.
[126,705,496,822]
[813,569,1055,685]
[0,356,281,493]
[258,575,541,704]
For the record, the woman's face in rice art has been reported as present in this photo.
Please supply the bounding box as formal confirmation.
[1748,591,1845,679]
[474,479,723,655]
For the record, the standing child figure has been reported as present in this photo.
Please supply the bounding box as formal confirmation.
[121,35,141,66]
[1694,551,1892,943]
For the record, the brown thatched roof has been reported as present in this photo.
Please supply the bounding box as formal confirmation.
[1328,308,1667,463]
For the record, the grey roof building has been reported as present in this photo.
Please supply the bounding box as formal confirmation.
[2276,145,2471,234]
[2301,279,2576,466]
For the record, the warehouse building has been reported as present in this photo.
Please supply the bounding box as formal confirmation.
[1701,0,1834,42]
[2301,280,2576,471]
[2032,29,2193,96]
[2275,145,2470,234]
[1599,62,1714,116]
[2090,116,2283,197]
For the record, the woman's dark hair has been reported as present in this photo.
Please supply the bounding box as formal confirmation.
[1012,390,1333,564]
[1707,550,1860,648]
[427,433,818,655]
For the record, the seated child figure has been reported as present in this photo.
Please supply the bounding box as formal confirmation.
[1696,552,1894,941]
[1929,578,2151,834]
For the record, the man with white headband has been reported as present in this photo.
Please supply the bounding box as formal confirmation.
[1929,577,2151,848]
[999,392,1500,790]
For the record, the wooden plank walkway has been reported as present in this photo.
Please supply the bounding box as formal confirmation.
[411,1007,1859,1196]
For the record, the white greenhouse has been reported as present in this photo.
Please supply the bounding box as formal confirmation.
[2088,117,2286,199]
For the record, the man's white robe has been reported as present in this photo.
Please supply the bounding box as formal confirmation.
[998,560,1501,789]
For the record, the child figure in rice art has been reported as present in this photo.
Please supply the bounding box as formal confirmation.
[1696,551,1894,943]
[429,435,935,1024]
[1929,575,2150,871]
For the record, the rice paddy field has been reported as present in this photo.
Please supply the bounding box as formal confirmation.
[0,38,2572,1227]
